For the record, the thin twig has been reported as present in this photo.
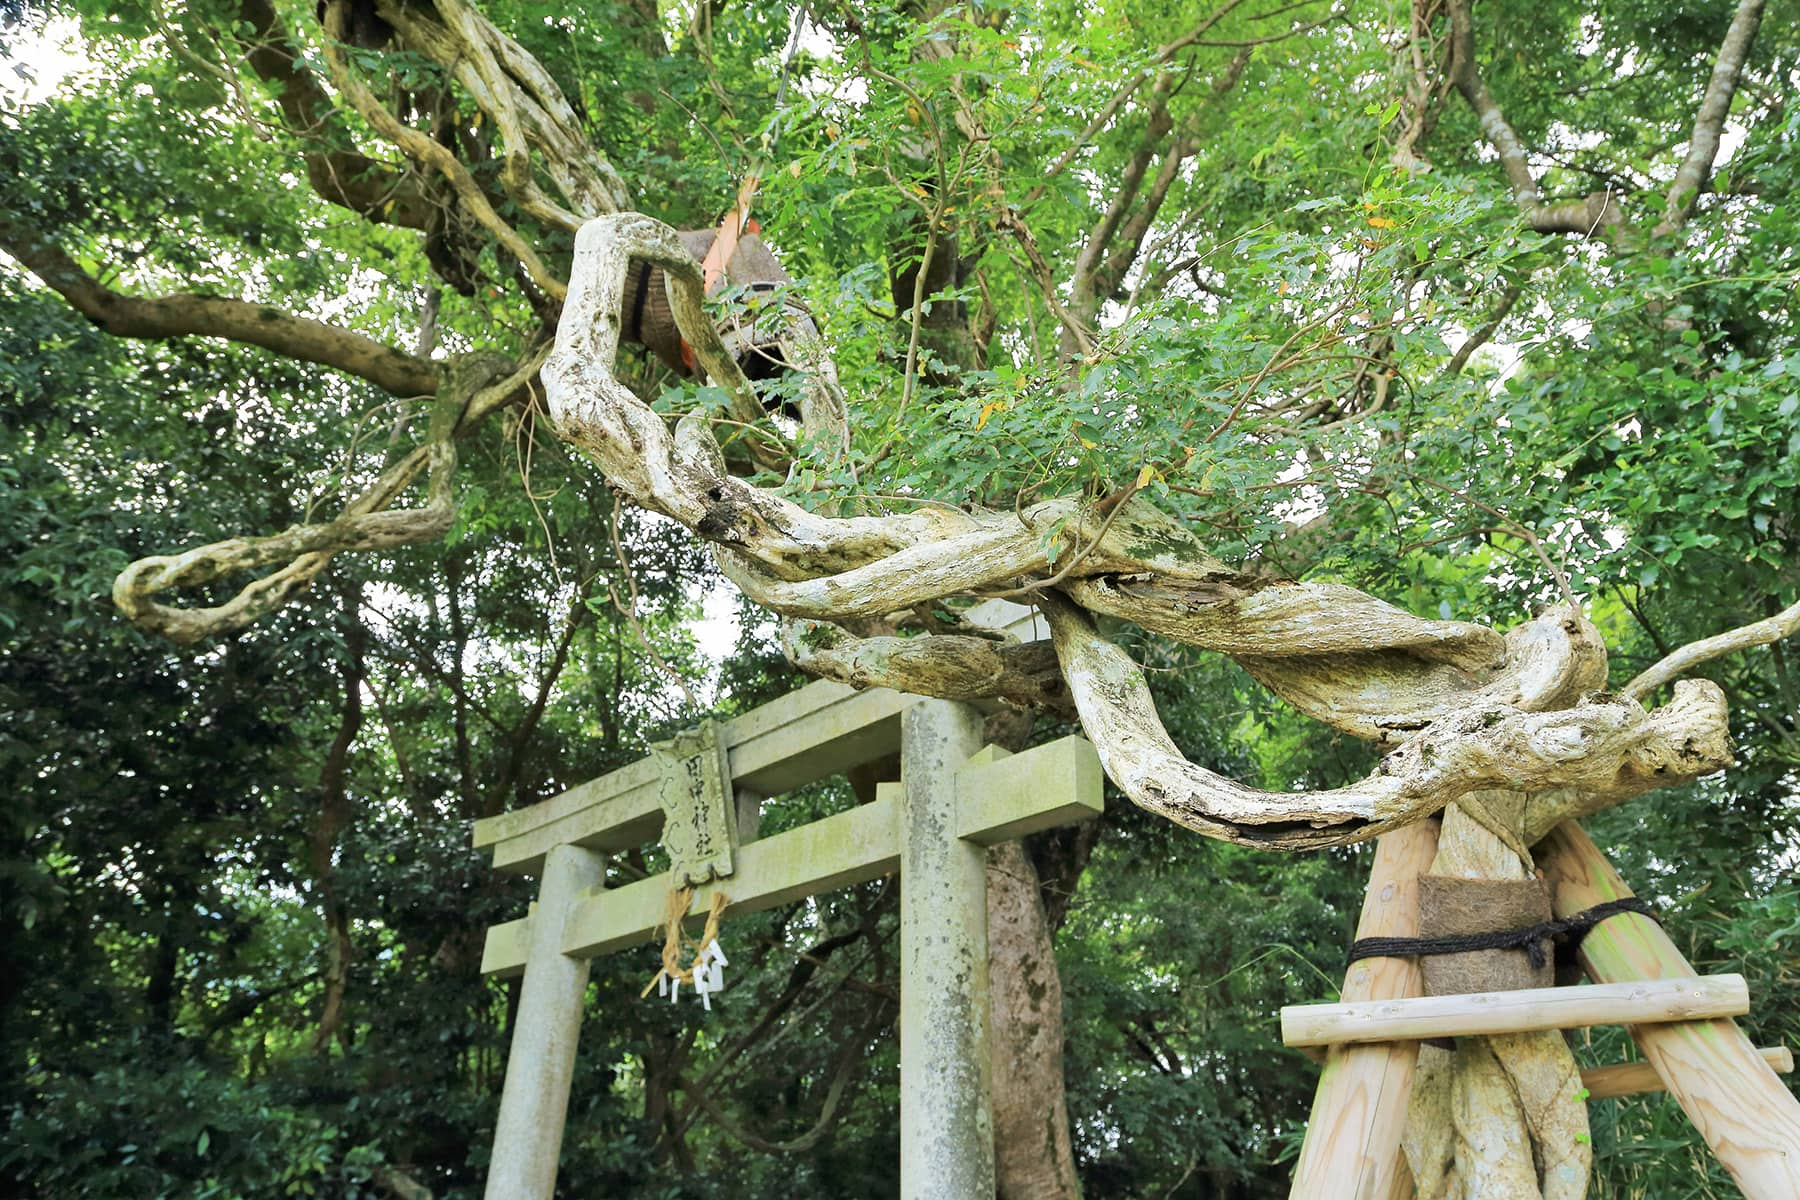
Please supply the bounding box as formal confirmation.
[981,484,1142,598]
[1443,280,1523,376]
[606,505,702,711]
[1407,473,1576,608]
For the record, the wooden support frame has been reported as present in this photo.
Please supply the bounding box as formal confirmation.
[1289,820,1436,1200]
[1581,1046,1792,1101]
[1292,818,1800,1200]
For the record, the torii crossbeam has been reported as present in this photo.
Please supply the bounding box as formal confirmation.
[472,662,1102,1199]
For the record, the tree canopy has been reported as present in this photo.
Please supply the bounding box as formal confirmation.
[2,0,1796,1195]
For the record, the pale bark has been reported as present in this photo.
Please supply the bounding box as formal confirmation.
[1402,803,1587,1199]
[1043,596,1729,847]
[113,352,539,644]
[1656,0,1767,237]
[786,624,1075,718]
[1622,596,1800,704]
[1448,0,1765,241]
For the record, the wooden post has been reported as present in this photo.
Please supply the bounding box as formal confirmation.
[1290,820,1437,1200]
[485,843,606,1200]
[898,700,995,1200]
[1537,821,1800,1198]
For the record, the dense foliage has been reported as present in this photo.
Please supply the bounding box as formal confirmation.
[2,0,1796,1196]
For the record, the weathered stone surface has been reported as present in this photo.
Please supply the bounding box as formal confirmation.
[649,719,734,887]
[899,701,994,1200]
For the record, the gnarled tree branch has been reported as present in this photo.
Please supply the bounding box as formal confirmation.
[1654,0,1766,237]
[1445,0,1621,237]
[1622,596,1800,704]
[236,0,434,230]
[0,218,440,398]
[1044,594,1731,848]
[62,2,1757,858]
[374,0,631,220]
[320,1,567,301]
[541,212,1736,847]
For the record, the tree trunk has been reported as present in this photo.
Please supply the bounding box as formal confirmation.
[983,710,1083,1199]
[311,584,365,1054]
[851,716,1086,1198]
[1402,798,1587,1199]
[987,840,1083,1200]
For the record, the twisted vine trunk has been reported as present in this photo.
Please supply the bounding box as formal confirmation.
[1402,801,1588,1199]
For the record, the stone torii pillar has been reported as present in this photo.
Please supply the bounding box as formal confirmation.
[898,700,993,1199]
[484,842,605,1199]
[473,681,1101,1199]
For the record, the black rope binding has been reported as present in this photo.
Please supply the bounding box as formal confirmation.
[1345,897,1659,973]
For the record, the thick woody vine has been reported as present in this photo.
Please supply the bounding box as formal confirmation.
[92,0,1769,851]
[540,211,1735,848]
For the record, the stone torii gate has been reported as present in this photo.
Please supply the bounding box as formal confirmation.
[470,608,1101,1198]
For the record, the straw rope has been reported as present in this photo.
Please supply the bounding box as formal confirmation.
[641,887,730,998]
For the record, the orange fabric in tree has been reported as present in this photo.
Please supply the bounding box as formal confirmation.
[679,174,763,373]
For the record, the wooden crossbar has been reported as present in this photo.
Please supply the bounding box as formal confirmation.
[1582,1046,1792,1101]
[484,792,898,976]
[472,682,910,873]
[1281,974,1748,1048]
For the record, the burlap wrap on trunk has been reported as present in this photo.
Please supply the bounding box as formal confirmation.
[1416,875,1555,996]
[621,228,799,377]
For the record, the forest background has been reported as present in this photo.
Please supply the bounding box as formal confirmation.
[1,0,1796,1196]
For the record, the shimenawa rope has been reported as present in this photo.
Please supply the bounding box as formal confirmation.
[642,887,731,1003]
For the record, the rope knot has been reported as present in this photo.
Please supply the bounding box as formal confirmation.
[642,887,731,1009]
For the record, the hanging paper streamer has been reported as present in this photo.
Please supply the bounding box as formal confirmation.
[641,887,730,1011]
